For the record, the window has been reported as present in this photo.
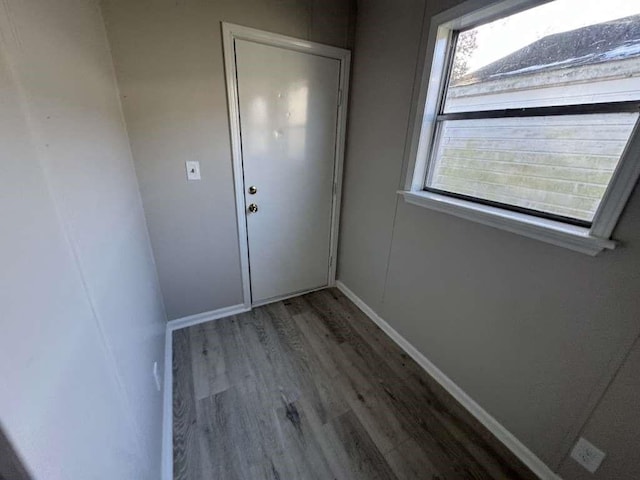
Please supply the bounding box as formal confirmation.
[402,0,640,255]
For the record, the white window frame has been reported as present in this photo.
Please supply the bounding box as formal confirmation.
[400,0,640,255]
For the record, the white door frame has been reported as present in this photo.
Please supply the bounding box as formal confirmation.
[222,22,351,309]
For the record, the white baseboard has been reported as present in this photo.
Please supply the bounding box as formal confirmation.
[335,281,562,480]
[167,303,250,332]
[161,326,173,480]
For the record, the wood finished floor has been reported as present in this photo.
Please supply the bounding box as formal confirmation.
[173,288,537,480]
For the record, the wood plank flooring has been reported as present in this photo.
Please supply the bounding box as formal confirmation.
[173,288,537,479]
[0,425,31,480]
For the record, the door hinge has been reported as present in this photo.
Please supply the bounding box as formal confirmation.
[332,181,337,196]
[329,255,333,267]
[337,89,343,107]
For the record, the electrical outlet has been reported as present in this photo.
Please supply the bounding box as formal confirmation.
[185,161,201,180]
[570,437,606,473]
[153,361,162,392]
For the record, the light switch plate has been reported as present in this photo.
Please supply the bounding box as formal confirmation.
[186,161,201,180]
[570,437,606,473]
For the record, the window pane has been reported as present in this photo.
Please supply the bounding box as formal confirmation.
[427,114,638,222]
[444,0,640,113]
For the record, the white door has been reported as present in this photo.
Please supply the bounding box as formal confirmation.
[234,39,341,304]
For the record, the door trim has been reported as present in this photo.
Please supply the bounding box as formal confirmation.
[222,22,351,308]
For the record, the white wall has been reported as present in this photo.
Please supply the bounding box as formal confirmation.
[0,1,166,478]
[100,0,356,320]
[339,0,640,476]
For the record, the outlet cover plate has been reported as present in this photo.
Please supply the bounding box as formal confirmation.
[570,437,606,473]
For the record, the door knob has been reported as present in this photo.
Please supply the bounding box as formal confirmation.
[248,203,258,213]
[248,186,258,195]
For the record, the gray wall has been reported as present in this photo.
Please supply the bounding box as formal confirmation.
[100,0,356,320]
[339,0,640,476]
[0,1,166,478]
[558,336,640,479]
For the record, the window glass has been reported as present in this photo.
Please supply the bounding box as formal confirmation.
[427,113,638,223]
[444,0,640,113]
[426,0,640,225]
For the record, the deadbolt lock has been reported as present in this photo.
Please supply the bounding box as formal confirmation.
[248,203,258,213]
[248,186,258,195]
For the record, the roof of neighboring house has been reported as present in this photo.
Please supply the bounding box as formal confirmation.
[455,14,640,86]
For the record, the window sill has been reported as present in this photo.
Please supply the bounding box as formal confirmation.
[398,190,616,256]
